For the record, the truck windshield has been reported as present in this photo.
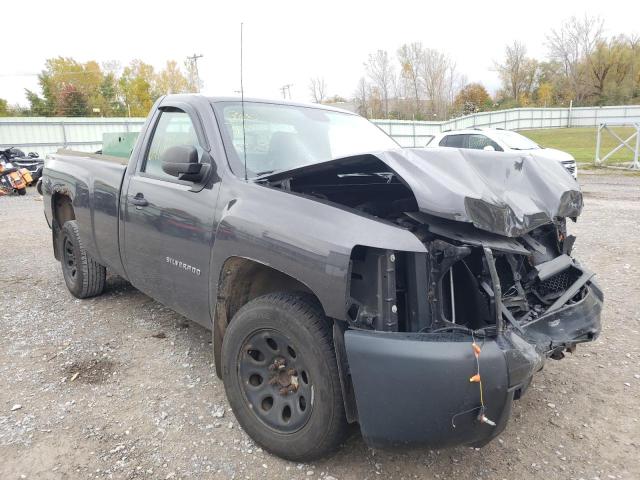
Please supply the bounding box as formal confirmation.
[212,101,399,177]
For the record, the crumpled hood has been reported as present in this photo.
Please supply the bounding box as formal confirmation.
[381,148,582,236]
[260,148,583,238]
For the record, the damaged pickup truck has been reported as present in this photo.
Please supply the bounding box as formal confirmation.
[42,95,602,461]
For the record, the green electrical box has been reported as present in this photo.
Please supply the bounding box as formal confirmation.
[102,132,139,159]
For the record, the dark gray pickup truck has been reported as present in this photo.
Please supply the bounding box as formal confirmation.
[43,94,603,461]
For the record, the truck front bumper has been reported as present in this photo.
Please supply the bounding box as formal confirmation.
[344,283,602,449]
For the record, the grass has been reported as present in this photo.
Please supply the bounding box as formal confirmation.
[519,127,638,165]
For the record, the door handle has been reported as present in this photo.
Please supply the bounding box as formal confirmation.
[131,193,149,207]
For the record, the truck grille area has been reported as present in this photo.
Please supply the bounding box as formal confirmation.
[535,267,581,298]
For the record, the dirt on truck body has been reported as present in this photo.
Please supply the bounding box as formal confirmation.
[41,95,602,461]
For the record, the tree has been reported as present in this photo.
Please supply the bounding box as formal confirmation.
[353,77,369,117]
[546,15,604,103]
[397,42,424,117]
[156,60,190,95]
[494,41,539,103]
[0,98,8,116]
[309,77,327,103]
[366,50,394,117]
[58,84,89,116]
[588,36,632,102]
[421,49,456,119]
[454,83,491,114]
[536,82,554,106]
[119,60,157,117]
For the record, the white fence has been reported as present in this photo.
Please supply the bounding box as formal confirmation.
[2,105,640,154]
[0,117,145,156]
[374,105,640,147]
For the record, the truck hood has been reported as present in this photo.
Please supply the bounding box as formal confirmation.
[259,148,583,238]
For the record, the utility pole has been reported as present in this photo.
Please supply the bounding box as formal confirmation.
[280,84,293,99]
[186,53,204,92]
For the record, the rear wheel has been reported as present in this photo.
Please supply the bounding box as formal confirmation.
[60,220,106,298]
[17,188,26,196]
[222,292,347,461]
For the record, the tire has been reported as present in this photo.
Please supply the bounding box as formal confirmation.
[222,292,347,461]
[17,188,26,196]
[59,220,106,298]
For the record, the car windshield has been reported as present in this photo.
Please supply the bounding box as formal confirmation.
[212,101,399,177]
[492,130,540,150]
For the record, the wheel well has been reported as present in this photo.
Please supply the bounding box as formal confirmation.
[213,257,316,378]
[51,193,75,260]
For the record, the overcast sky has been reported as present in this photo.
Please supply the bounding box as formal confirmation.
[1,0,638,107]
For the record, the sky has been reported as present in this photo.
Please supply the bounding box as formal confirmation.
[1,0,639,107]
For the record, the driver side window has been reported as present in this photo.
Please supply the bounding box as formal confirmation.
[144,110,201,180]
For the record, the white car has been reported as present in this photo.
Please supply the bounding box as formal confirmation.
[425,128,578,179]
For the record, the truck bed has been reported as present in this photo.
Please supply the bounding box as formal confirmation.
[44,149,128,277]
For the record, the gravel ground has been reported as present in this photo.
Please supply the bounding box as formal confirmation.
[1,171,639,480]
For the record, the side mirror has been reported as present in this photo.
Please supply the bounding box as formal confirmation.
[483,145,496,152]
[161,145,210,182]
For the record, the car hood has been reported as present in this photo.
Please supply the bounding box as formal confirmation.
[259,148,583,238]
[529,147,575,162]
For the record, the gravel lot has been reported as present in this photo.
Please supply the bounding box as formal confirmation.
[1,171,639,480]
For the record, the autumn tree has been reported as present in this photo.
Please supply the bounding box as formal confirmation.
[454,83,491,114]
[536,82,554,106]
[22,56,193,117]
[119,60,157,117]
[495,41,539,103]
[156,60,190,95]
[309,77,327,103]
[58,84,89,116]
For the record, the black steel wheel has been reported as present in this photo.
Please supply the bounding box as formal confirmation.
[59,220,106,298]
[62,236,78,281]
[222,292,347,461]
[238,328,313,433]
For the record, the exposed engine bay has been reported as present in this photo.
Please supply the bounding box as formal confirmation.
[258,148,602,359]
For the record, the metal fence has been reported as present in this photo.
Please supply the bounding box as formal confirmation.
[2,105,640,154]
[373,105,640,147]
[0,117,145,156]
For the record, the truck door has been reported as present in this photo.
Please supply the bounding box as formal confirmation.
[122,104,219,326]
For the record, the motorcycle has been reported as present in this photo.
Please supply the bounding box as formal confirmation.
[0,159,28,195]
[1,147,43,185]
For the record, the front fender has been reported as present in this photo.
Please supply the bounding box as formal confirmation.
[210,180,426,321]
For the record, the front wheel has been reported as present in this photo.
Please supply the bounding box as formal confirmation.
[222,292,347,461]
[59,220,106,298]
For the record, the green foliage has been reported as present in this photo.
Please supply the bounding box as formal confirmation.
[58,84,89,116]
[23,57,193,117]
[0,98,8,116]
